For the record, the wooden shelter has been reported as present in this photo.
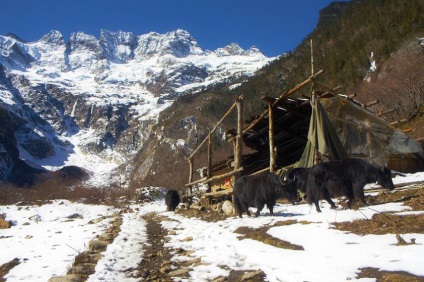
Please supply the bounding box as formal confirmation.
[185,70,325,204]
[184,70,424,206]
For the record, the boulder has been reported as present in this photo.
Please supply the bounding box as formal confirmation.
[222,200,235,215]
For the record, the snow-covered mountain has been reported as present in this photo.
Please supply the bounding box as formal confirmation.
[0,29,274,187]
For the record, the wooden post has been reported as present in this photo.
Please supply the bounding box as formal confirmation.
[189,102,237,159]
[188,157,194,204]
[310,39,314,76]
[207,134,212,192]
[234,96,243,171]
[268,102,275,172]
[311,39,319,165]
[233,96,243,207]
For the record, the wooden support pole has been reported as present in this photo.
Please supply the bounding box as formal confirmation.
[377,109,396,117]
[207,134,212,191]
[390,119,408,126]
[347,93,357,99]
[190,101,237,159]
[228,69,325,142]
[268,102,275,172]
[364,100,379,108]
[313,81,343,96]
[234,96,243,171]
[188,158,194,204]
[310,39,314,76]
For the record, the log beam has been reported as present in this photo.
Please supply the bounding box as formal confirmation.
[185,167,244,187]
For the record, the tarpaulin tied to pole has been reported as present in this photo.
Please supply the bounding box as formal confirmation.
[296,95,423,169]
[296,97,348,168]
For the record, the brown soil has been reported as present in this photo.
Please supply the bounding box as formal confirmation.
[235,226,304,250]
[138,212,267,281]
[0,258,20,282]
[137,213,175,281]
[357,267,424,282]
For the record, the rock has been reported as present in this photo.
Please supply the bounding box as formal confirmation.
[88,240,109,252]
[67,263,96,275]
[241,270,265,281]
[0,217,12,229]
[396,234,408,245]
[160,265,171,274]
[48,274,84,282]
[67,213,83,219]
[222,200,235,215]
[168,267,190,277]
[212,276,227,282]
[181,257,201,267]
[131,270,142,278]
[98,232,115,242]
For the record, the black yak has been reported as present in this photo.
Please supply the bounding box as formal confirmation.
[286,167,311,194]
[233,171,298,218]
[307,158,395,212]
[165,189,180,211]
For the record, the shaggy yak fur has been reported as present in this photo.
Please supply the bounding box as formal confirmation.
[165,189,180,211]
[233,172,298,218]
[307,158,395,212]
[286,167,312,194]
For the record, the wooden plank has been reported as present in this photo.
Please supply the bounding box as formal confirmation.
[203,188,234,198]
[185,167,244,187]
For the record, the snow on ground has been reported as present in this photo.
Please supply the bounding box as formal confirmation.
[0,200,115,281]
[1,173,424,282]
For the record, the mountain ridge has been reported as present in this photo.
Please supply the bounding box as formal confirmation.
[0,28,273,187]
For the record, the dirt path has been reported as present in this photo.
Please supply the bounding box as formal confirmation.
[137,213,175,281]
[137,212,266,282]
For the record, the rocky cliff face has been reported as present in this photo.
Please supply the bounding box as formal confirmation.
[0,29,274,187]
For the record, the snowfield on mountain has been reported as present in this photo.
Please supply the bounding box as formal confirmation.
[1,172,424,282]
[0,29,275,187]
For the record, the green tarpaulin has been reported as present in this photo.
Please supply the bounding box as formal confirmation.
[294,95,423,168]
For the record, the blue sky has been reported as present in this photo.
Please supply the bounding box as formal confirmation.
[0,0,345,57]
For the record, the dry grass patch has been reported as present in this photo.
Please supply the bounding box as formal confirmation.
[273,219,313,227]
[357,267,424,282]
[333,187,424,235]
[234,226,304,250]
[333,213,424,235]
[367,186,424,211]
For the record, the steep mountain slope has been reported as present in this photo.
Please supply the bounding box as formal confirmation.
[0,29,273,187]
[231,0,424,118]
[137,0,424,189]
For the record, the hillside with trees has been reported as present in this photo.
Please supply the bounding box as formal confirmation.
[143,0,424,188]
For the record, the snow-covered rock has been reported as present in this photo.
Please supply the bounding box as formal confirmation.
[0,29,275,187]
